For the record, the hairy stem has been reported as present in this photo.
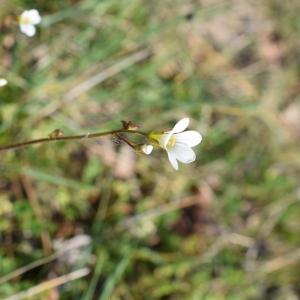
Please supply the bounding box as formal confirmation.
[0,129,147,152]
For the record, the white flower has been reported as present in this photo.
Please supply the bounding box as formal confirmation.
[0,78,8,87]
[141,144,153,155]
[19,9,41,37]
[150,118,202,170]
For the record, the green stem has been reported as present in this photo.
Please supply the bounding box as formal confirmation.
[0,129,147,152]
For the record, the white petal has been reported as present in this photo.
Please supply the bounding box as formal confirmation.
[26,9,41,24]
[161,118,190,148]
[161,131,174,148]
[20,11,28,21]
[141,144,153,155]
[0,78,7,87]
[171,143,196,164]
[20,24,36,37]
[175,131,202,147]
[172,118,189,133]
[167,150,178,170]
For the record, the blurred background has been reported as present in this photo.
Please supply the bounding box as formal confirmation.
[1,0,300,299]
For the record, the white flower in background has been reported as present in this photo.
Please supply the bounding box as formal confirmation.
[0,78,8,87]
[19,9,41,37]
[150,118,202,170]
[141,144,153,155]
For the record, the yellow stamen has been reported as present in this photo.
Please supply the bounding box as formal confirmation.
[20,16,31,25]
[148,132,176,149]
[166,136,176,148]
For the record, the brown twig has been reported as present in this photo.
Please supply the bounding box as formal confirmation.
[115,133,136,149]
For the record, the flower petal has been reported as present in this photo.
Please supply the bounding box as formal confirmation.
[26,9,41,24]
[171,143,196,164]
[160,118,190,148]
[20,24,36,37]
[161,131,174,148]
[175,131,202,147]
[167,150,178,170]
[172,118,190,133]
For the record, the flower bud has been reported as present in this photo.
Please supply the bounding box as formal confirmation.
[48,129,64,138]
[0,78,7,87]
[141,144,153,155]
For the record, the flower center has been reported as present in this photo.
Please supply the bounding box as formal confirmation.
[166,136,176,149]
[148,132,177,149]
[20,16,31,25]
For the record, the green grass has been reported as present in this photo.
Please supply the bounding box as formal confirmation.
[1,0,300,299]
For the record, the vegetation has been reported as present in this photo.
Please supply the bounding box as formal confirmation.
[0,0,300,299]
